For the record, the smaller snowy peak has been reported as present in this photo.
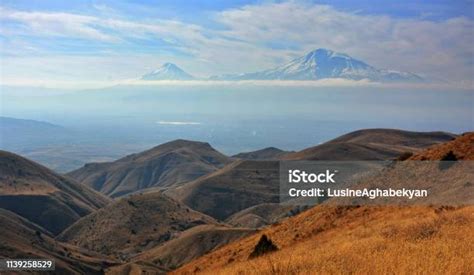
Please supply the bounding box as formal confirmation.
[141,63,194,80]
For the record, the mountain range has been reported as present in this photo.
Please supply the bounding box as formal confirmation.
[142,48,423,82]
[1,129,472,274]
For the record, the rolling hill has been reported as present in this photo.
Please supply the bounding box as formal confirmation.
[165,160,281,221]
[282,129,456,160]
[165,129,455,222]
[120,224,256,272]
[58,192,217,259]
[0,208,116,274]
[67,139,231,198]
[0,150,110,235]
[232,147,291,160]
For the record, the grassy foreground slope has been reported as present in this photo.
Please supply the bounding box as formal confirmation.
[174,205,474,274]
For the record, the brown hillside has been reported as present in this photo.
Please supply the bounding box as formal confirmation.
[58,192,217,259]
[122,225,256,272]
[67,140,231,198]
[0,150,110,235]
[283,129,456,160]
[166,160,280,221]
[0,208,117,274]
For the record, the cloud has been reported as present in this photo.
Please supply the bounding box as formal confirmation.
[2,77,473,91]
[0,8,116,41]
[156,121,201,125]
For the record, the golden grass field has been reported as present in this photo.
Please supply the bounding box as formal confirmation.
[174,205,474,274]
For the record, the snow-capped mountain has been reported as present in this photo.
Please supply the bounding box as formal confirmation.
[141,63,194,80]
[211,48,423,82]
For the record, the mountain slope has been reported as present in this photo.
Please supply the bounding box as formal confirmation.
[409,132,474,160]
[58,192,217,258]
[67,139,231,198]
[212,49,423,82]
[282,129,456,160]
[121,224,256,272]
[0,150,110,235]
[0,208,116,274]
[141,63,194,80]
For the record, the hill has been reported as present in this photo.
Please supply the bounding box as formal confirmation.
[283,129,456,160]
[166,160,280,221]
[232,147,291,160]
[0,150,110,235]
[409,132,473,160]
[58,192,217,259]
[0,208,116,274]
[67,139,231,198]
[120,225,256,272]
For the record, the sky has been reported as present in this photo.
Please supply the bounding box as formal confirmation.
[0,0,473,88]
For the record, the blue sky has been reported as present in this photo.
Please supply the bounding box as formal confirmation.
[1,0,473,87]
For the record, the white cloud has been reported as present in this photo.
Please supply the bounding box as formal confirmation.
[156,121,201,125]
[0,8,116,41]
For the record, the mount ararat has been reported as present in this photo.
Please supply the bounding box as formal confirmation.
[142,48,423,82]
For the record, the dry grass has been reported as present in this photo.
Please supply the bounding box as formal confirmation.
[409,132,474,160]
[174,206,474,274]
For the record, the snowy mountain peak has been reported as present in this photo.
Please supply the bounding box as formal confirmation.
[212,48,423,82]
[142,63,194,80]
